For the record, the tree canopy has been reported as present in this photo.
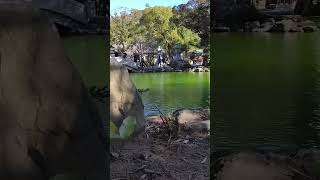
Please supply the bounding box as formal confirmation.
[110,0,209,56]
[172,0,210,46]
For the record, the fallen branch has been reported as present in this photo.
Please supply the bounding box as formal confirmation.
[154,104,168,124]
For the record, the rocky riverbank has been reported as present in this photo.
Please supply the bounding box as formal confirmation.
[212,149,320,180]
[127,66,210,73]
[118,60,210,73]
[111,57,210,73]
[110,108,210,179]
[213,15,319,32]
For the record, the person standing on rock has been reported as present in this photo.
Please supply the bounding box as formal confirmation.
[157,46,163,67]
[157,54,162,67]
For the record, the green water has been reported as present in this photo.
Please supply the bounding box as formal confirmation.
[61,35,107,87]
[130,72,210,116]
[213,33,320,149]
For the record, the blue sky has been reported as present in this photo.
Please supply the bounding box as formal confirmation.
[111,0,188,13]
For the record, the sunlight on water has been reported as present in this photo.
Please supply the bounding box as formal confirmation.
[131,72,210,116]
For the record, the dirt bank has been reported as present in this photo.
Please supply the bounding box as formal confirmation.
[110,114,210,180]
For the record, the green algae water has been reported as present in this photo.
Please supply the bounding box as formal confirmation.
[130,72,210,116]
[62,35,107,87]
[213,33,320,149]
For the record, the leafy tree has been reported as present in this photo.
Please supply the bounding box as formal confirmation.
[172,0,210,46]
[140,6,200,55]
[111,6,201,56]
[110,10,130,52]
[139,6,173,50]
[110,9,141,52]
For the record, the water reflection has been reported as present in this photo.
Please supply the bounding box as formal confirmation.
[130,72,210,116]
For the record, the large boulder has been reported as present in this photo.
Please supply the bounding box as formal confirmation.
[110,65,145,132]
[252,19,275,32]
[216,150,320,180]
[216,153,291,180]
[271,19,301,32]
[245,21,260,31]
[301,20,319,32]
[0,5,107,180]
[172,108,210,132]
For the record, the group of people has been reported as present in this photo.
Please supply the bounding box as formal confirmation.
[189,48,209,66]
[133,52,169,68]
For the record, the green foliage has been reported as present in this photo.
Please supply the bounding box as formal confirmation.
[140,6,173,41]
[110,12,129,52]
[110,121,119,138]
[110,116,137,139]
[177,26,201,49]
[171,0,210,46]
[119,116,137,139]
[110,4,203,55]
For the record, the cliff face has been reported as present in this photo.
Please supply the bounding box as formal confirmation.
[213,0,320,30]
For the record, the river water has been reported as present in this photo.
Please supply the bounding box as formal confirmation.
[59,34,320,149]
[61,35,107,87]
[130,72,210,116]
[213,33,320,149]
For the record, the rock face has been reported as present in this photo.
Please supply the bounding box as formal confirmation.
[0,6,107,179]
[242,17,319,32]
[213,0,320,32]
[217,153,291,180]
[170,60,192,70]
[272,19,300,32]
[215,150,320,180]
[110,65,145,131]
[172,108,210,132]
